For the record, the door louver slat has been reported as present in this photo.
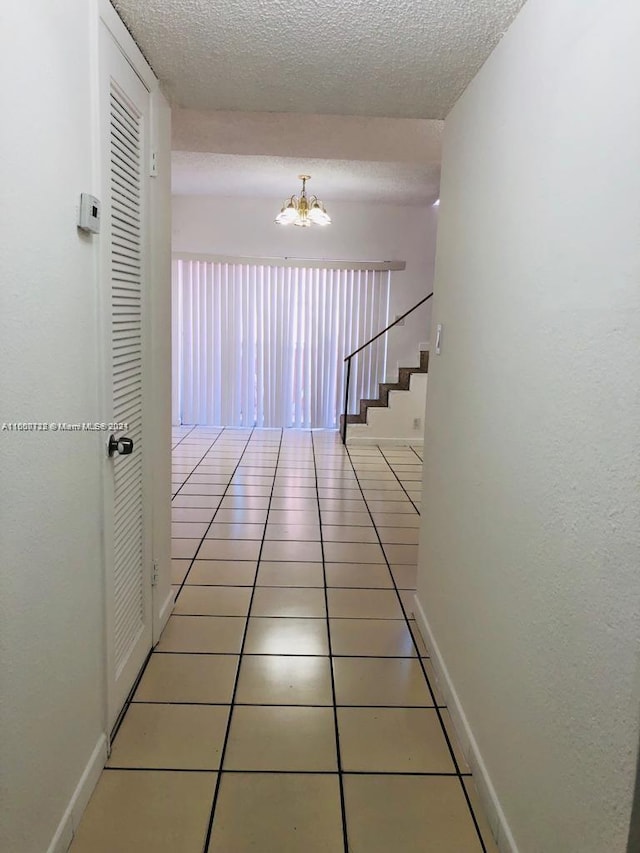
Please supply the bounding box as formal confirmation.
[110,84,144,677]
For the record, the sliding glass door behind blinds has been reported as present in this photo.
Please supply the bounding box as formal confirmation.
[174,260,390,429]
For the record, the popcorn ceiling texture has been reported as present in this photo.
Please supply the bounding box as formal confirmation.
[172,109,443,163]
[171,152,441,204]
[112,0,527,118]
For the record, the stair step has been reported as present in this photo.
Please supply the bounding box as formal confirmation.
[342,348,429,433]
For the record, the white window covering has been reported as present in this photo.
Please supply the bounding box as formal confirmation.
[173,259,390,428]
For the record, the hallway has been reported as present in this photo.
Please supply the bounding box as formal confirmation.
[71,427,495,851]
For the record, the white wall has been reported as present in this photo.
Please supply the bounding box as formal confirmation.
[172,196,438,378]
[415,1,640,851]
[0,5,105,852]
[0,4,172,851]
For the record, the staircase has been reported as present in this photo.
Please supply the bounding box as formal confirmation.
[341,349,429,444]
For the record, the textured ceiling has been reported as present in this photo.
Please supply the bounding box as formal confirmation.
[172,109,443,163]
[112,0,527,119]
[172,152,441,204]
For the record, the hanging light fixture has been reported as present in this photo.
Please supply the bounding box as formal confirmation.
[275,175,331,227]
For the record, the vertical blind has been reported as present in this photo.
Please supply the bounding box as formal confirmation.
[173,259,390,428]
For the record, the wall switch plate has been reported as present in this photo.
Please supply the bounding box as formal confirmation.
[78,193,101,234]
[435,323,443,354]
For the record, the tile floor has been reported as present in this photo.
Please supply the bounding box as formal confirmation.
[72,427,496,852]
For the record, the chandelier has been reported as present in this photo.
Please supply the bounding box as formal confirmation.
[275,175,331,227]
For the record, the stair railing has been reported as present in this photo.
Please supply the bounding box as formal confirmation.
[341,292,434,444]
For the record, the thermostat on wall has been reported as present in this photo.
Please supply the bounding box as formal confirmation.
[78,193,101,234]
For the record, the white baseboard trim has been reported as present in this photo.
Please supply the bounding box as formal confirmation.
[47,733,107,853]
[346,436,424,447]
[155,587,174,643]
[413,594,519,853]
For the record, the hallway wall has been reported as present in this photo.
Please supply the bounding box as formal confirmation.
[416,0,640,850]
[0,4,173,852]
[172,196,438,381]
[0,4,105,852]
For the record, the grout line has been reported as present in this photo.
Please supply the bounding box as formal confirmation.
[200,428,285,853]
[376,445,422,514]
[342,442,488,853]
[105,766,469,777]
[311,431,350,853]
[173,431,257,601]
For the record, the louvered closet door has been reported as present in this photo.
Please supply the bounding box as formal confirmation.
[100,26,153,732]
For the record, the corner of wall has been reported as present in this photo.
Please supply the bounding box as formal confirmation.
[412,593,519,853]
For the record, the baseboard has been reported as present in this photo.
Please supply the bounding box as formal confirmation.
[412,595,519,853]
[155,586,175,643]
[47,733,107,853]
[346,436,424,447]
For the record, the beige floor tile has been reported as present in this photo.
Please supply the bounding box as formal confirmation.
[224,706,337,771]
[179,483,228,496]
[157,615,245,653]
[343,775,483,853]
[325,563,392,589]
[256,561,325,587]
[391,564,418,589]
[440,708,471,773]
[371,512,420,528]
[205,522,265,540]
[197,539,261,561]
[251,586,326,618]
[107,704,229,770]
[244,617,329,655]
[270,496,318,510]
[235,655,333,705]
[261,540,323,562]
[171,507,216,523]
[232,474,275,485]
[171,538,201,559]
[188,473,233,485]
[267,509,320,525]
[408,620,429,657]
[382,543,419,565]
[70,770,215,853]
[398,589,417,615]
[366,500,415,514]
[208,773,343,853]
[134,653,238,704]
[174,586,252,616]
[213,507,269,524]
[321,525,378,543]
[265,523,321,541]
[377,526,420,545]
[327,588,404,619]
[172,495,221,509]
[226,484,272,497]
[423,659,447,706]
[463,777,500,852]
[171,558,191,585]
[361,487,407,500]
[338,707,455,772]
[319,499,367,512]
[320,511,373,526]
[220,495,270,509]
[330,618,416,657]
[333,657,432,706]
[323,542,385,564]
[186,560,257,586]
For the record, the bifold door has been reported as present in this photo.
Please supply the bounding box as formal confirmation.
[100,22,153,733]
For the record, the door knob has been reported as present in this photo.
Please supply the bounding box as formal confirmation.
[108,435,134,457]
